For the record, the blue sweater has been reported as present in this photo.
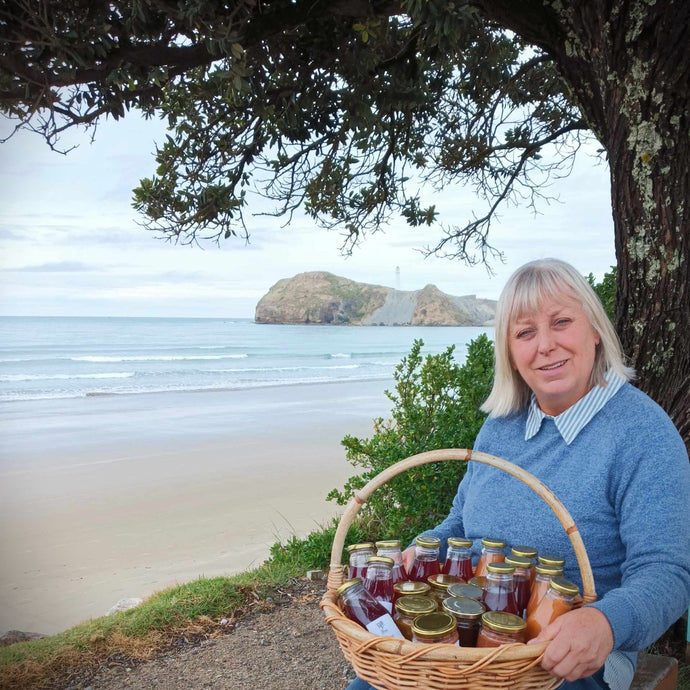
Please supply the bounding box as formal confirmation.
[422,383,690,653]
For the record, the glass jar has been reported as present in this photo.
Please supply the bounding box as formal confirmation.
[474,537,506,577]
[408,535,441,582]
[443,537,473,581]
[336,578,404,638]
[481,562,517,614]
[504,554,532,618]
[393,580,431,603]
[427,573,462,608]
[447,582,483,601]
[347,542,376,580]
[511,545,537,583]
[411,612,459,645]
[442,596,485,647]
[524,563,563,620]
[393,595,437,640]
[375,539,409,584]
[525,576,579,640]
[477,611,527,647]
[468,575,486,590]
[363,556,396,613]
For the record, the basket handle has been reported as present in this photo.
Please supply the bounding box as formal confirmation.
[326,448,596,604]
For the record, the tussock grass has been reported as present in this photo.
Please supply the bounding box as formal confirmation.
[0,558,304,690]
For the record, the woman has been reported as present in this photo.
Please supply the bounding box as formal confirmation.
[346,258,690,690]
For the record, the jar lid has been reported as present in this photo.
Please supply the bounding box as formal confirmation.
[448,537,472,548]
[538,553,565,566]
[366,556,394,567]
[335,578,362,596]
[347,542,375,553]
[481,611,526,633]
[394,595,437,616]
[486,562,515,574]
[534,564,563,576]
[480,537,506,548]
[505,555,531,568]
[442,596,486,619]
[411,612,457,638]
[549,576,579,596]
[393,581,430,596]
[511,545,537,559]
[468,576,486,589]
[415,535,441,548]
[428,573,461,590]
[447,582,483,600]
[375,539,401,549]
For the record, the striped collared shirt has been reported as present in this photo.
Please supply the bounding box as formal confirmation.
[525,370,627,445]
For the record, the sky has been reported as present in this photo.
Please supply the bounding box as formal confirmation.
[0,112,616,318]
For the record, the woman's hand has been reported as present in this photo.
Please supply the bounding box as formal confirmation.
[402,545,415,572]
[527,607,613,681]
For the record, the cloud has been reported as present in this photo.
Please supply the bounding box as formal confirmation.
[9,261,95,272]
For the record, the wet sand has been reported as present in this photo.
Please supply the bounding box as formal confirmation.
[0,379,392,635]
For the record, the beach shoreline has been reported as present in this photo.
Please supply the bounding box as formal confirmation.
[0,378,393,635]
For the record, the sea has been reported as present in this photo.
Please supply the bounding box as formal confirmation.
[0,316,493,403]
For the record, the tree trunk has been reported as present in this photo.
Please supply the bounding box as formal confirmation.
[518,0,690,452]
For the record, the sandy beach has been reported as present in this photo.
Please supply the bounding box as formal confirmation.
[0,379,393,635]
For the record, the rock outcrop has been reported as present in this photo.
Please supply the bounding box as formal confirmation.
[255,272,496,326]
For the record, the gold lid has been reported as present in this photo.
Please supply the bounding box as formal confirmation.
[480,537,506,548]
[393,581,430,595]
[447,582,483,600]
[538,553,565,566]
[448,537,472,548]
[335,578,362,596]
[415,535,441,548]
[505,555,531,568]
[468,576,486,589]
[375,539,401,549]
[511,545,537,559]
[534,564,563,576]
[481,611,526,634]
[411,612,457,638]
[486,562,515,574]
[428,573,461,590]
[346,542,375,553]
[442,596,486,619]
[366,556,394,567]
[549,576,579,597]
[394,595,437,616]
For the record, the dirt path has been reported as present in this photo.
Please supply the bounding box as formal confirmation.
[73,580,356,690]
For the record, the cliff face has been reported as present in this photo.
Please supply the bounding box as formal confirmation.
[255,272,496,326]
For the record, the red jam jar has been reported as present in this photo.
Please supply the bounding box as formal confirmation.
[336,578,404,639]
[481,562,518,615]
[442,596,485,647]
[393,595,437,640]
[375,539,409,584]
[363,556,396,613]
[411,612,459,645]
[408,535,441,582]
[504,554,532,618]
[443,537,473,581]
[477,611,526,647]
[346,542,375,580]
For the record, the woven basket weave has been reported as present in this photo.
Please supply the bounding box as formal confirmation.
[320,448,597,690]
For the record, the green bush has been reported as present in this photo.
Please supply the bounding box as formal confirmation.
[587,266,616,322]
[328,334,494,547]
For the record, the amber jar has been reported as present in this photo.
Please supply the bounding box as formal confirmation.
[411,612,459,645]
[428,573,461,608]
[447,582,483,601]
[393,580,431,603]
[474,538,506,577]
[525,576,579,640]
[477,611,526,647]
[524,563,564,620]
[393,595,437,640]
[442,596,485,647]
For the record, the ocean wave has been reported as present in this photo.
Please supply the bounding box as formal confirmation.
[208,364,361,373]
[0,372,135,382]
[330,353,351,358]
[71,354,248,362]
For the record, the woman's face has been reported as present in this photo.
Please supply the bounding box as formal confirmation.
[508,293,600,416]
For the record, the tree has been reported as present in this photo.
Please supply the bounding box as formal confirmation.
[1,1,688,447]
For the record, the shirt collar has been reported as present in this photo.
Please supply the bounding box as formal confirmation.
[525,370,626,445]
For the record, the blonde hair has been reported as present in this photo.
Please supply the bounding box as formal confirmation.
[481,258,635,417]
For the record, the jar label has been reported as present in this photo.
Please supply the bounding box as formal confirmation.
[365,613,405,638]
[380,601,393,613]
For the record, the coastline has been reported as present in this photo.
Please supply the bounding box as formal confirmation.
[0,378,393,635]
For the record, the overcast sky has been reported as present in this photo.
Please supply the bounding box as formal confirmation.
[0,113,616,318]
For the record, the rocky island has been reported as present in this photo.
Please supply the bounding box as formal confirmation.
[254,272,496,326]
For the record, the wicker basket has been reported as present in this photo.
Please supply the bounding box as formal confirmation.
[320,448,597,690]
